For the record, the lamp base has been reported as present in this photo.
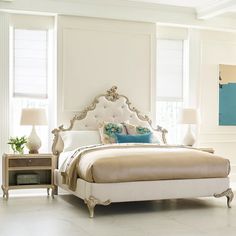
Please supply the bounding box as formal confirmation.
[182,125,195,146]
[26,125,41,154]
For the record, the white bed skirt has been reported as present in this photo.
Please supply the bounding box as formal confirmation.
[54,169,229,203]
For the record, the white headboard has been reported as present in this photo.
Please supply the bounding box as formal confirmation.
[52,86,167,156]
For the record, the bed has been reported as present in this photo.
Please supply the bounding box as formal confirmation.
[52,86,234,218]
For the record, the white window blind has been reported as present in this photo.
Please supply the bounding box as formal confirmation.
[156,39,183,101]
[13,29,48,98]
[156,39,185,144]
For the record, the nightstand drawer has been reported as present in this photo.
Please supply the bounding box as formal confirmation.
[9,158,51,167]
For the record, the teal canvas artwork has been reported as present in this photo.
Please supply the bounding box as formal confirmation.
[219,64,236,125]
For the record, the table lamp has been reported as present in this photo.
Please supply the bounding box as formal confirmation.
[20,108,48,154]
[179,108,198,146]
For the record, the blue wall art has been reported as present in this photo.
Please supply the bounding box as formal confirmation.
[219,64,236,125]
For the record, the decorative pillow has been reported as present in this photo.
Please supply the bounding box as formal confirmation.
[115,133,151,143]
[60,131,101,152]
[124,123,151,135]
[99,122,126,144]
[124,123,161,144]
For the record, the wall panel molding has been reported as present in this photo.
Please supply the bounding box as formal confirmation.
[57,16,156,125]
[0,12,9,154]
[0,12,10,188]
[197,30,236,167]
[199,36,236,137]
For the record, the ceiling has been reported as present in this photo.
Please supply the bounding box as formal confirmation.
[0,0,236,22]
[128,0,236,19]
[129,0,219,8]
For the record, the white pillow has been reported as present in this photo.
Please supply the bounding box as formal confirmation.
[60,131,101,152]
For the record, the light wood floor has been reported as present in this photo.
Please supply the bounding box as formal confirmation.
[0,192,236,236]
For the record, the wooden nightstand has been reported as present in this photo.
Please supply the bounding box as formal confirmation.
[1,153,56,199]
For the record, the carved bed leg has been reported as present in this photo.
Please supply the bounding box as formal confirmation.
[214,188,234,208]
[84,196,111,218]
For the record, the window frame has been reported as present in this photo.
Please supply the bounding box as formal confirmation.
[9,22,56,152]
[156,38,189,144]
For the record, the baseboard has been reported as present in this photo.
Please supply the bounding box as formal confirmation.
[1,189,48,197]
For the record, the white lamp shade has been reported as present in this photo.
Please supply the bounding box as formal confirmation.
[20,108,48,126]
[179,108,198,124]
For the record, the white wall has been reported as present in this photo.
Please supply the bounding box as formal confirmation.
[57,16,156,126]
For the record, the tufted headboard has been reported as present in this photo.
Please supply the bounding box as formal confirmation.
[52,86,168,157]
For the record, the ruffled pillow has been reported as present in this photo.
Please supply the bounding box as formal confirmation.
[124,123,151,135]
[123,123,161,144]
[99,122,126,144]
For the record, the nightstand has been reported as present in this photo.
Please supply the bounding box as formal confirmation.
[1,153,56,199]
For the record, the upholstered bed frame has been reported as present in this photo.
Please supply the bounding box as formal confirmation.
[52,86,233,218]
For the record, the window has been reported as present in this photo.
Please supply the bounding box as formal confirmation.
[156,39,186,144]
[13,29,48,99]
[10,27,55,152]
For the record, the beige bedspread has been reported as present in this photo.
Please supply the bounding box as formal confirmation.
[60,144,230,191]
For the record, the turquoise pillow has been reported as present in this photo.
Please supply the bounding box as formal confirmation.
[115,133,151,143]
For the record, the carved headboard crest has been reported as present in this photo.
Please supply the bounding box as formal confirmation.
[52,86,167,156]
[106,86,119,101]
